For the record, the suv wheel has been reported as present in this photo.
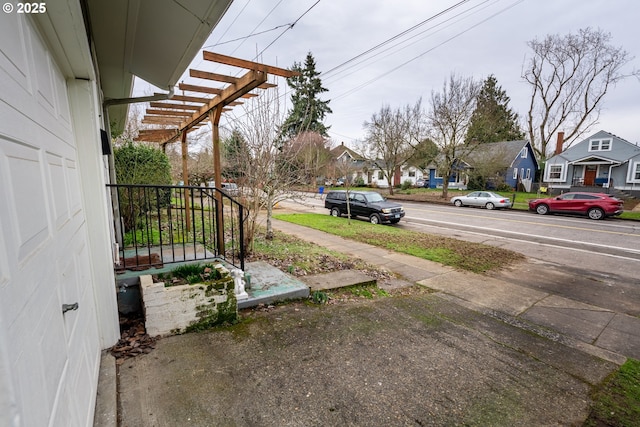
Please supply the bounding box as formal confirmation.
[330,207,341,217]
[536,204,549,215]
[588,207,605,220]
[369,214,381,224]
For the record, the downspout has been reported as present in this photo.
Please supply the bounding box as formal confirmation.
[102,86,175,256]
[103,86,175,107]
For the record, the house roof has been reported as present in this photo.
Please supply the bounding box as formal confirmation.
[548,130,640,164]
[330,143,366,161]
[463,140,532,168]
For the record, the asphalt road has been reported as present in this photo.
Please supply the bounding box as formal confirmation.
[283,195,640,275]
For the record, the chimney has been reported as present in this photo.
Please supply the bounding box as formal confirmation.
[555,132,565,155]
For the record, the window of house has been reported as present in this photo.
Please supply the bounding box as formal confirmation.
[526,168,531,179]
[634,162,640,181]
[377,171,384,180]
[513,168,518,179]
[408,170,416,177]
[521,148,527,158]
[548,164,564,181]
[589,138,612,152]
[434,170,442,178]
[520,168,524,179]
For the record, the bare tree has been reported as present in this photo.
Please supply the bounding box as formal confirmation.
[333,156,359,223]
[523,27,639,160]
[288,131,332,188]
[427,74,481,199]
[362,100,425,195]
[230,89,308,248]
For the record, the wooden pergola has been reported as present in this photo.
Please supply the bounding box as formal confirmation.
[134,51,297,253]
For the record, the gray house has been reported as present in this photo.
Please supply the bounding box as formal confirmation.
[544,130,640,196]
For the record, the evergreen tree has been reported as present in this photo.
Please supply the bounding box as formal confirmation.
[466,75,524,144]
[281,52,332,139]
[222,130,248,180]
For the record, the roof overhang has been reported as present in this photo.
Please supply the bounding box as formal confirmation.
[85,0,233,128]
[569,155,621,166]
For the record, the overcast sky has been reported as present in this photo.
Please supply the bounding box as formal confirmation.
[135,0,640,147]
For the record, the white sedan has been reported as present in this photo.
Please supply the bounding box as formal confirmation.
[450,191,512,210]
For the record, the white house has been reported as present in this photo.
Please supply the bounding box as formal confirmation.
[0,1,233,426]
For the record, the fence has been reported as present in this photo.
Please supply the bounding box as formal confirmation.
[107,184,246,271]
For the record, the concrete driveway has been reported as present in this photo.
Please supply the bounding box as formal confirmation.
[118,291,617,426]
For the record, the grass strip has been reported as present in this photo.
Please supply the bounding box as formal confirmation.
[585,358,640,427]
[274,213,524,273]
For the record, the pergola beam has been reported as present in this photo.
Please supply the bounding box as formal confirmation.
[190,69,240,84]
[178,83,223,95]
[168,94,211,103]
[149,102,202,111]
[203,51,297,78]
[161,68,268,145]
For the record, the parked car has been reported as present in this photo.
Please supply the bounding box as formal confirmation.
[415,179,429,188]
[528,192,623,220]
[324,190,405,224]
[450,191,511,210]
[221,182,239,197]
[336,178,346,186]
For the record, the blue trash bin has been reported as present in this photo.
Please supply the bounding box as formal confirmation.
[318,186,325,197]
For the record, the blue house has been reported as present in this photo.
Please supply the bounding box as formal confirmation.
[544,130,640,196]
[427,140,538,191]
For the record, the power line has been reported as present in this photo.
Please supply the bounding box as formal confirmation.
[332,0,525,102]
[253,0,322,60]
[322,0,473,78]
[322,0,497,85]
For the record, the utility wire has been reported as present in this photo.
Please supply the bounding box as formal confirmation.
[322,0,472,78]
[253,0,321,60]
[322,0,497,85]
[332,0,525,102]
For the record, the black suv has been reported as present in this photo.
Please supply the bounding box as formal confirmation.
[324,190,405,224]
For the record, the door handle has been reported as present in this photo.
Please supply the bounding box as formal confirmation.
[62,303,79,314]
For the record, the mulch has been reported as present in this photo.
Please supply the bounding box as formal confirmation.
[109,317,158,363]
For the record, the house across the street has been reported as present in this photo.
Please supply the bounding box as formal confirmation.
[544,130,640,197]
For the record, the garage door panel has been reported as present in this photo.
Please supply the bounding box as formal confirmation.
[12,321,49,427]
[39,290,68,413]
[53,69,71,128]
[31,25,56,115]
[66,158,82,216]
[0,11,30,92]
[46,153,70,229]
[4,142,51,262]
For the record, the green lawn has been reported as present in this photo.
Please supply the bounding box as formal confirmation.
[585,358,640,427]
[273,213,524,273]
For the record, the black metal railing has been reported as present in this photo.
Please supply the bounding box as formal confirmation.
[107,184,245,272]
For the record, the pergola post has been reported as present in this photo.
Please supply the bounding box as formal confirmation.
[210,105,224,255]
[181,130,191,232]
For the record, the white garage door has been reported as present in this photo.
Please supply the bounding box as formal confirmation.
[0,13,103,427]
